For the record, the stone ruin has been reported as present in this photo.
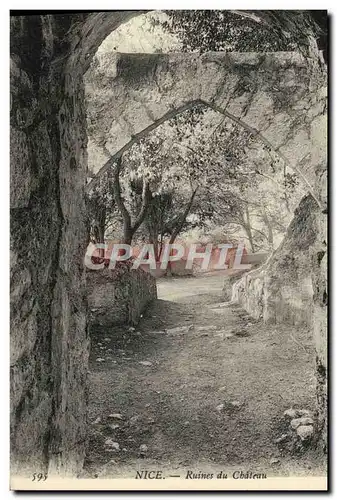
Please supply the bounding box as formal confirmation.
[10,13,327,475]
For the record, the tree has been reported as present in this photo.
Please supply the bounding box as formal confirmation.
[87,93,305,257]
[112,157,152,245]
[86,171,116,245]
[158,10,323,53]
[121,118,203,255]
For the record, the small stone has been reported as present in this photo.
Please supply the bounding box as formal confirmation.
[96,358,105,362]
[109,424,120,430]
[225,333,234,338]
[290,417,314,429]
[209,302,228,309]
[108,413,123,420]
[299,417,314,426]
[230,401,241,408]
[129,327,136,332]
[104,337,110,342]
[139,361,152,366]
[296,425,314,441]
[183,421,190,426]
[93,417,101,424]
[139,444,148,453]
[297,409,314,418]
[284,408,300,419]
[270,458,280,465]
[216,404,224,411]
[290,418,301,429]
[97,342,103,346]
[104,439,120,451]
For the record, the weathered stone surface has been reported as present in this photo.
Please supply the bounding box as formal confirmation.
[10,12,140,477]
[232,195,321,325]
[232,194,327,450]
[86,49,326,200]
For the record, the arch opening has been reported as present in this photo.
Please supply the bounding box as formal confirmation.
[10,11,327,479]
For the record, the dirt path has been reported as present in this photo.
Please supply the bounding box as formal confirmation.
[84,275,326,479]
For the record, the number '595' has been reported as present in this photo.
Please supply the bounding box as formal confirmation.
[32,473,47,481]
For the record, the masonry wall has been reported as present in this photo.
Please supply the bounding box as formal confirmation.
[87,265,157,328]
[232,195,320,326]
[232,187,327,449]
[10,12,137,477]
[10,15,87,477]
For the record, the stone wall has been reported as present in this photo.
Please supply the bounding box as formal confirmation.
[10,15,88,476]
[310,164,328,451]
[10,12,328,476]
[10,12,137,477]
[232,188,327,450]
[86,49,326,201]
[232,195,320,326]
[87,265,157,328]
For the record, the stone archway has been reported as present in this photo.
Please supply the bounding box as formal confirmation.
[85,46,327,449]
[10,12,327,477]
[86,50,326,203]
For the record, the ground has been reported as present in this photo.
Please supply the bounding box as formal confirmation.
[83,274,326,479]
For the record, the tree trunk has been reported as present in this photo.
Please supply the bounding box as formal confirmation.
[113,157,151,246]
[261,208,274,250]
[169,188,198,245]
[244,206,255,253]
[123,226,133,246]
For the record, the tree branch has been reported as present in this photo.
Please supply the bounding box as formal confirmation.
[169,187,198,244]
[199,99,321,209]
[112,157,131,229]
[86,100,204,192]
[132,180,151,234]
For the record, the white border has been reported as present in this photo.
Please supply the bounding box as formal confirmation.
[2,4,334,499]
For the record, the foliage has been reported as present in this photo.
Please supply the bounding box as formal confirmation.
[157,10,323,53]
